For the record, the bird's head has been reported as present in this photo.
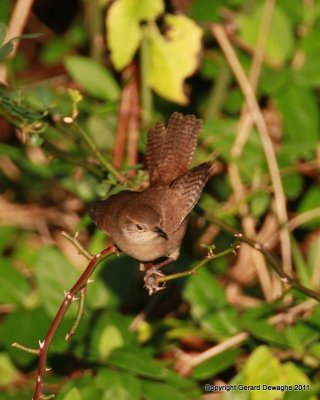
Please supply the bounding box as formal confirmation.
[120,206,168,243]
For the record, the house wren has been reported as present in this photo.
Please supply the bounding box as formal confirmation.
[90,112,213,294]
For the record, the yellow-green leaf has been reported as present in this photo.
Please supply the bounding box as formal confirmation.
[241,346,316,400]
[148,14,202,104]
[107,0,164,70]
[63,388,82,400]
[0,353,19,385]
[98,325,124,360]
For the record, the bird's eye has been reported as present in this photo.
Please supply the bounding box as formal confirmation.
[136,224,143,231]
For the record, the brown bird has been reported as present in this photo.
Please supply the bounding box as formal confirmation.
[90,112,213,294]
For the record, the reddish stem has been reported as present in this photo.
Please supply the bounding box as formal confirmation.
[32,245,116,400]
[113,62,140,169]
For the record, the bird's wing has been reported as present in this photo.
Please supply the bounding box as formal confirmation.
[146,112,202,185]
[164,162,213,234]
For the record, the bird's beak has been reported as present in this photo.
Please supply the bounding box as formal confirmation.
[153,226,168,240]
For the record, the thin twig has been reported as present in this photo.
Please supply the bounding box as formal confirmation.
[211,23,292,276]
[264,207,320,249]
[287,208,320,232]
[70,122,131,186]
[0,0,35,83]
[228,165,274,301]
[181,297,318,372]
[228,0,276,300]
[84,0,104,63]
[186,332,249,370]
[203,59,231,121]
[269,298,317,326]
[65,287,87,340]
[159,236,242,284]
[12,342,40,355]
[207,213,320,302]
[233,0,276,157]
[61,231,92,260]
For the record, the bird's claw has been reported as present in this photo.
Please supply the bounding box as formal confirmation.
[144,266,166,295]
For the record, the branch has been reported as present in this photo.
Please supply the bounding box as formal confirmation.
[159,235,242,284]
[61,231,92,260]
[208,213,320,302]
[179,298,318,374]
[13,245,117,400]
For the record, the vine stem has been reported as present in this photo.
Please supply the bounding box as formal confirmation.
[27,245,117,400]
[159,236,242,284]
[70,122,131,186]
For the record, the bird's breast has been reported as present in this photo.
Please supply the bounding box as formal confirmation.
[113,234,169,262]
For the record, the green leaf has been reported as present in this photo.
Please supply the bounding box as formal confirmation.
[244,321,288,347]
[275,86,319,153]
[0,30,40,60]
[230,346,316,400]
[0,308,51,367]
[65,56,120,101]
[86,114,115,151]
[282,173,303,200]
[291,239,311,286]
[237,3,294,66]
[192,349,240,379]
[183,268,239,337]
[0,22,6,46]
[56,376,102,400]
[0,257,30,306]
[34,246,79,318]
[0,353,19,385]
[282,363,315,399]
[308,237,320,280]
[108,347,167,379]
[63,388,82,400]
[284,322,319,353]
[95,369,141,400]
[83,311,133,361]
[0,2,11,25]
[85,274,112,310]
[0,41,13,60]
[189,0,222,22]
[107,0,164,70]
[244,346,281,384]
[202,120,267,181]
[295,58,320,88]
[99,325,124,360]
[148,14,202,104]
[0,227,16,253]
[250,192,271,218]
[142,381,193,400]
[294,27,320,87]
[298,187,320,229]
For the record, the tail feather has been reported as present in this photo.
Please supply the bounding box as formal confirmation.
[147,113,202,185]
[168,162,213,233]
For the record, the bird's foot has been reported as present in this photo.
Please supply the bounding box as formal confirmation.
[144,265,166,295]
[141,258,175,295]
